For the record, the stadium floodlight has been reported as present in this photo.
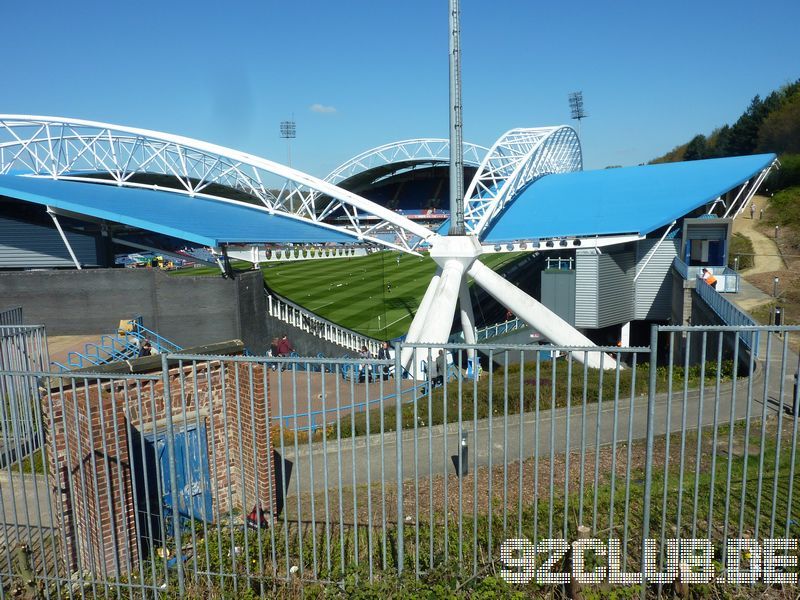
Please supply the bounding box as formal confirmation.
[280,119,296,166]
[568,91,587,140]
[280,118,297,210]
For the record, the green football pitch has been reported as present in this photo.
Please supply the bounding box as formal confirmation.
[174,251,522,340]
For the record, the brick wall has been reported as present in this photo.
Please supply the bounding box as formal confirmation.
[42,359,276,577]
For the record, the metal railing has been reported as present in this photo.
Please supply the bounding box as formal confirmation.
[0,306,23,327]
[1,325,799,597]
[58,319,182,371]
[266,291,382,355]
[0,324,48,469]
[673,257,740,293]
[694,277,760,353]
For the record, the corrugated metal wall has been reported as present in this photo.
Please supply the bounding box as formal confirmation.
[575,247,635,328]
[575,249,599,328]
[0,216,99,268]
[635,238,679,320]
[597,248,635,327]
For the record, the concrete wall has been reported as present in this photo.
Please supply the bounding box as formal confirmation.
[0,268,268,353]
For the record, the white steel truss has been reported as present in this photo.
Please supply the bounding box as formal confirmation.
[0,115,434,253]
[462,126,582,236]
[322,138,488,187]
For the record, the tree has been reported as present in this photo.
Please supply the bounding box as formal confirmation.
[757,94,800,154]
[683,134,708,161]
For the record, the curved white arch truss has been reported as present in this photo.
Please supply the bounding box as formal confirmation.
[462,126,582,236]
[0,115,434,252]
[323,138,488,187]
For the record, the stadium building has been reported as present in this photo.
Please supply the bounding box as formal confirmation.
[0,116,777,368]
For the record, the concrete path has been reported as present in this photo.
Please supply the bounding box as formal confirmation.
[733,195,786,275]
[282,346,796,494]
[0,471,53,529]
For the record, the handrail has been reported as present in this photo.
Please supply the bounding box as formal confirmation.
[694,275,760,354]
[272,376,428,432]
[672,257,740,293]
[131,323,182,354]
[0,305,23,326]
[266,289,382,355]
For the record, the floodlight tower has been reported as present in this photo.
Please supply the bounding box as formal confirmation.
[568,91,587,141]
[280,118,296,211]
[448,0,465,236]
[398,4,615,376]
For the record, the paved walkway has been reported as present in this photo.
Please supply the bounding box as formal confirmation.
[732,194,786,275]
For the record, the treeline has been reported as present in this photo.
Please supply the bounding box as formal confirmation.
[651,79,800,189]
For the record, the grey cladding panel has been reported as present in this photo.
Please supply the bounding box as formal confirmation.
[0,216,99,268]
[575,250,598,328]
[597,249,634,328]
[635,238,679,320]
[541,270,576,325]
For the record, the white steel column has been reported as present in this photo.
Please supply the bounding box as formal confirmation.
[402,261,464,377]
[467,260,616,369]
[620,322,631,347]
[458,281,477,359]
[399,269,443,371]
[46,207,81,270]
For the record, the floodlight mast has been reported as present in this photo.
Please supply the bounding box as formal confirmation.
[448,0,465,236]
[280,119,296,167]
[280,118,297,211]
[568,91,586,140]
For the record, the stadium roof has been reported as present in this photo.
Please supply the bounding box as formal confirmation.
[482,153,776,242]
[0,175,357,247]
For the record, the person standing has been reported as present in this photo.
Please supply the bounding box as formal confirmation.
[277,334,293,356]
[377,341,392,379]
[700,268,717,289]
[358,345,372,382]
[433,350,446,387]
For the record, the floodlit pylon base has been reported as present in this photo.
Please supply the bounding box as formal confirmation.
[401,235,616,378]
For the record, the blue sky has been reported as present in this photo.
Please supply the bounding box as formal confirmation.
[3,0,798,174]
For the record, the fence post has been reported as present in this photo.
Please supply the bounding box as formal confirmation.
[640,324,658,599]
[160,353,184,595]
[395,346,404,573]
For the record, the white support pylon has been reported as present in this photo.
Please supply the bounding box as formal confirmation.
[400,235,617,377]
[458,281,477,362]
[466,260,616,370]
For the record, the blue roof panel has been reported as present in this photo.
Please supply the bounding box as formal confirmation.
[482,154,775,242]
[0,176,356,246]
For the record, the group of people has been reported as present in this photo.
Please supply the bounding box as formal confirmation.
[356,341,392,381]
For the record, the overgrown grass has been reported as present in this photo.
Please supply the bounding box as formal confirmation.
[72,422,799,599]
[765,186,800,251]
[333,359,737,441]
[9,446,47,475]
[728,233,755,270]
